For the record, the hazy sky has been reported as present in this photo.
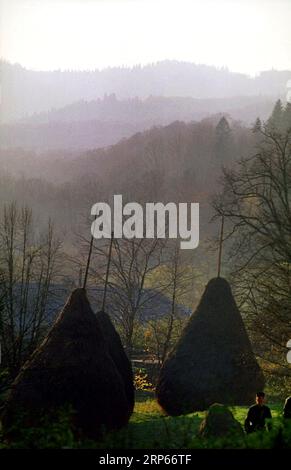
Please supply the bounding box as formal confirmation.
[1,0,291,75]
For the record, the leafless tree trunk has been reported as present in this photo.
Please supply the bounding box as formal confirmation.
[0,203,63,375]
[213,125,291,380]
[147,241,194,366]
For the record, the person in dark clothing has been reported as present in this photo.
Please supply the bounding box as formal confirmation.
[283,396,291,419]
[244,392,272,433]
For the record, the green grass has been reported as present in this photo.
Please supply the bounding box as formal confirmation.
[93,393,287,449]
[1,392,290,449]
[95,392,203,449]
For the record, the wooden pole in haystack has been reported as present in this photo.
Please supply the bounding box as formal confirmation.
[102,231,114,311]
[217,214,224,278]
[83,235,94,289]
[79,268,83,287]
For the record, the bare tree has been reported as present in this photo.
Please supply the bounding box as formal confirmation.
[213,124,291,382]
[94,237,166,357]
[146,241,194,366]
[0,203,64,375]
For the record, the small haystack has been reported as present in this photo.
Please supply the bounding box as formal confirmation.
[156,277,264,415]
[1,289,130,437]
[97,310,135,414]
[199,403,244,439]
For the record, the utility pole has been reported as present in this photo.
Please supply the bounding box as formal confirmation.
[217,215,224,278]
[83,235,94,289]
[102,232,114,311]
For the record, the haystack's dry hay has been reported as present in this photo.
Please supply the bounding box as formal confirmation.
[199,403,244,439]
[1,288,130,437]
[156,277,264,415]
[97,310,134,414]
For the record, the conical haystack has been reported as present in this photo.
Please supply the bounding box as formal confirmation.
[97,310,135,414]
[1,289,130,437]
[156,277,264,415]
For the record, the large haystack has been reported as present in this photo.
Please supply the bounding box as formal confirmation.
[97,310,135,414]
[156,277,264,415]
[1,289,130,437]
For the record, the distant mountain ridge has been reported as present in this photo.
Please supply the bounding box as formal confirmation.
[20,94,275,125]
[0,94,277,151]
[1,60,290,123]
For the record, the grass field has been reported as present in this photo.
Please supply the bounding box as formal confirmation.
[1,391,289,449]
[94,392,286,449]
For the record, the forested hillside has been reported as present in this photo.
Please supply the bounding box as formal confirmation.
[0,117,256,234]
[1,60,290,122]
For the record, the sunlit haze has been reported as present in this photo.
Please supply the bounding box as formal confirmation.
[1,0,291,75]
